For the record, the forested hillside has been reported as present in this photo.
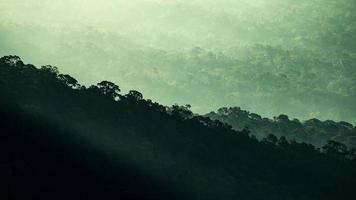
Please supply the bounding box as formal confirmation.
[1,56,356,199]
[1,0,355,122]
[206,107,356,148]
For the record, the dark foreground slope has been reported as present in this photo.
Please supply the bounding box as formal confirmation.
[0,100,179,200]
[206,107,356,148]
[1,56,356,200]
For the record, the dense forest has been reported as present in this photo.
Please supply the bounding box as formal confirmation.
[206,107,356,148]
[1,0,356,122]
[1,56,356,199]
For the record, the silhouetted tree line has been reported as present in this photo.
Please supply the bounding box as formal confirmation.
[207,107,356,149]
[1,55,356,200]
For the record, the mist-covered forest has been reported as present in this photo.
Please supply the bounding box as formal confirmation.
[1,1,356,199]
[207,107,356,148]
[1,0,356,122]
[1,56,356,199]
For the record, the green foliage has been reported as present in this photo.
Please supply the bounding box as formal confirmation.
[1,0,356,122]
[1,56,356,199]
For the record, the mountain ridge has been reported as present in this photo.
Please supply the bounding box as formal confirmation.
[206,106,356,148]
[1,55,356,199]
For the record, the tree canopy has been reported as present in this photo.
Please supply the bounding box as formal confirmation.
[1,56,356,199]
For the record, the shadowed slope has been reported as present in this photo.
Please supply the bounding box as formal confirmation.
[1,56,356,200]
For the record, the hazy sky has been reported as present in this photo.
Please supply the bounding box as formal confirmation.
[1,0,356,123]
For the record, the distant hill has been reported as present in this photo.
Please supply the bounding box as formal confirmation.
[206,107,356,148]
[205,107,356,147]
[2,0,356,122]
[1,55,356,200]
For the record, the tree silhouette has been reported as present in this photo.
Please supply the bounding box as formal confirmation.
[126,90,143,101]
[207,107,356,148]
[1,55,356,200]
[322,140,348,159]
[170,104,193,119]
[58,74,79,88]
[97,81,121,99]
[0,55,23,66]
[264,134,278,145]
[40,65,59,75]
